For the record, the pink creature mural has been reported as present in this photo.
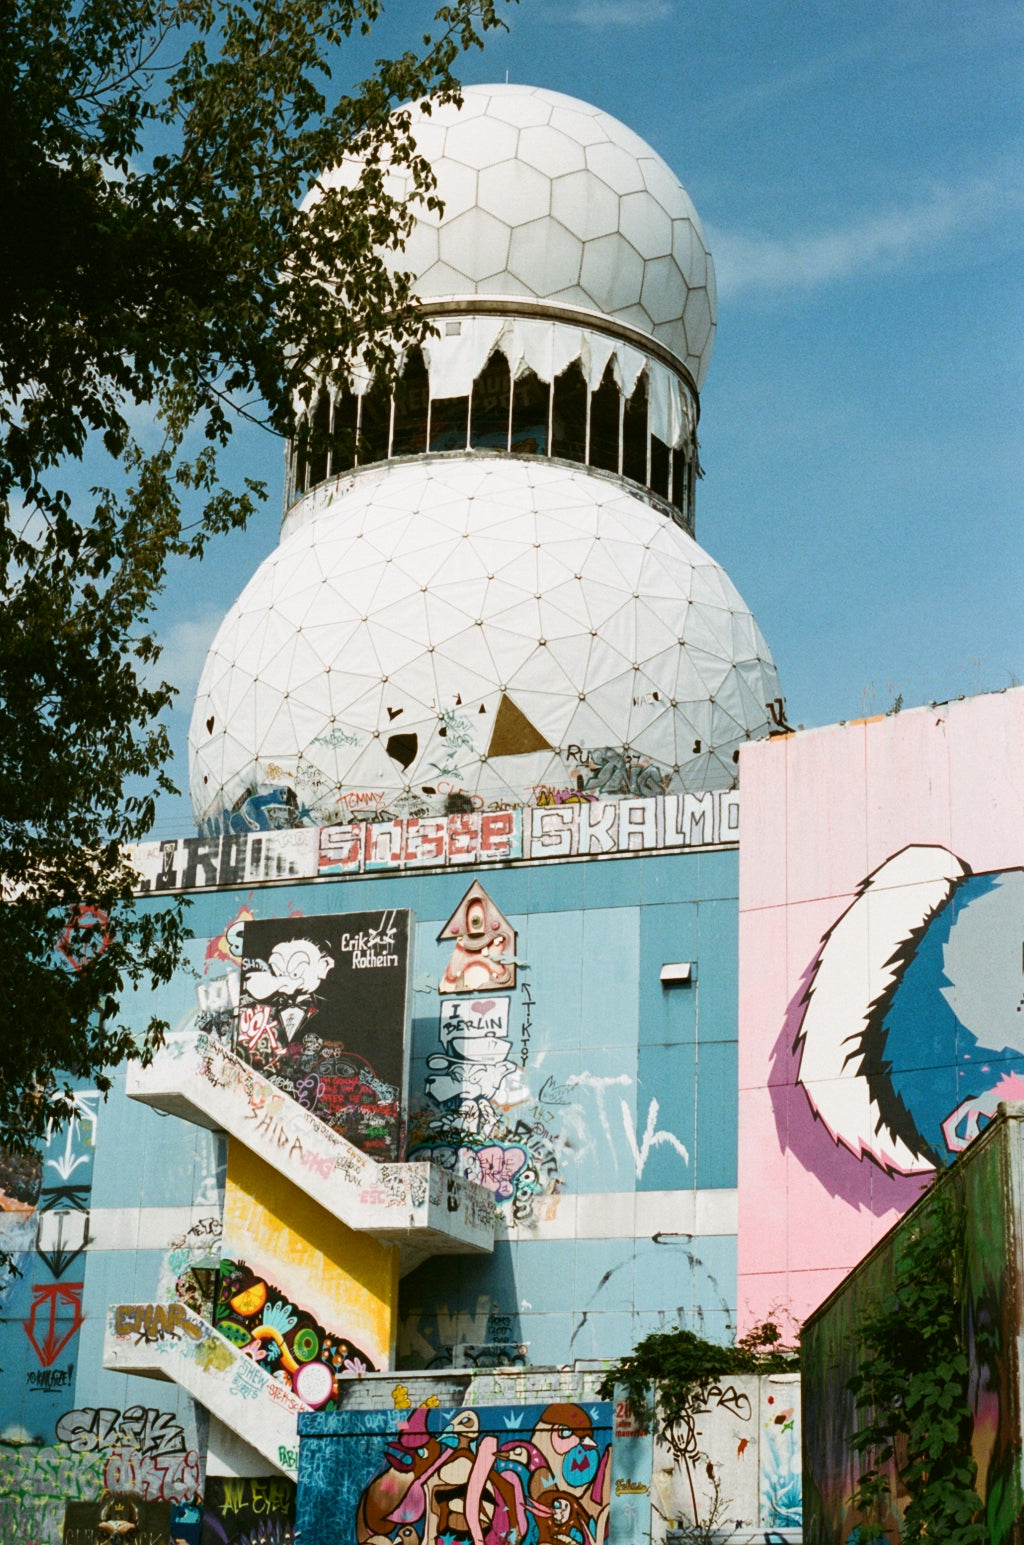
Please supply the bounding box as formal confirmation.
[439,882,517,994]
[355,1401,611,1545]
[737,690,1024,1330]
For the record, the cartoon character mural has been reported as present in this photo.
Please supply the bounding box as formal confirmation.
[793,845,1024,1176]
[737,689,1024,1331]
[439,883,516,993]
[300,1401,613,1545]
[408,998,565,1230]
[407,882,566,1232]
[236,910,413,1160]
[424,999,519,1130]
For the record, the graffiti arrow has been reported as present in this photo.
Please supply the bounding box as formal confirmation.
[46,1122,90,1181]
[36,1211,91,1278]
[24,1282,84,1366]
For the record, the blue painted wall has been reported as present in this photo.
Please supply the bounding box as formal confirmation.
[0,844,739,1540]
[129,848,741,1366]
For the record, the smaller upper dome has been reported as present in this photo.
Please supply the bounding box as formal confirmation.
[312,84,717,388]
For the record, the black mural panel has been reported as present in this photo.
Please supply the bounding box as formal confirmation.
[238,910,412,1160]
[200,1477,296,1545]
[64,1497,200,1544]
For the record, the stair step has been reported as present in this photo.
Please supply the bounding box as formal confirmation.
[103,1300,306,1479]
[127,1034,494,1261]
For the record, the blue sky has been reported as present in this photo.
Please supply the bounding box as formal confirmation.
[151,0,1023,834]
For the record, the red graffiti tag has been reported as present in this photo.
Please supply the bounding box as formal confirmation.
[56,906,111,972]
[24,1282,84,1366]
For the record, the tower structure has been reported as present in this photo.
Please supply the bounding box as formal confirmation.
[189,84,780,834]
[0,87,806,1545]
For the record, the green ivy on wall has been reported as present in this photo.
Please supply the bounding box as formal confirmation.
[600,1321,798,1444]
[847,1183,986,1544]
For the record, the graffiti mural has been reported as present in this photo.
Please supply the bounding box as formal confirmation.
[237,910,412,1160]
[201,1474,297,1545]
[159,1213,222,1317]
[55,904,111,973]
[737,690,1024,1329]
[407,1010,566,1229]
[215,1257,378,1404]
[960,1129,1021,1545]
[568,745,672,800]
[24,1281,84,1365]
[131,790,740,893]
[792,847,1024,1175]
[0,1437,105,1544]
[52,1399,202,1502]
[398,1293,528,1371]
[0,1087,102,1452]
[644,1373,801,1543]
[0,1402,204,1544]
[438,882,517,993]
[759,1381,801,1534]
[426,999,518,1124]
[408,893,570,1228]
[63,1495,188,1545]
[201,783,313,836]
[296,1401,614,1545]
[802,1122,1021,1545]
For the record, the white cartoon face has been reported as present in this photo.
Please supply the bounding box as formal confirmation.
[246,939,335,1001]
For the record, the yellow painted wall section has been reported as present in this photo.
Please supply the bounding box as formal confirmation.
[223,1142,399,1371]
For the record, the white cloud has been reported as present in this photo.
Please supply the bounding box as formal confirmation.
[10,499,47,550]
[709,38,875,124]
[567,0,672,27]
[710,171,1023,299]
[153,608,225,697]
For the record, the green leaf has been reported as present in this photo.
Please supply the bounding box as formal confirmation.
[0,0,516,1227]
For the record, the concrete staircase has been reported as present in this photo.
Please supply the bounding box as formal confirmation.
[127,1031,494,1269]
[103,1300,305,1479]
[110,1032,495,1474]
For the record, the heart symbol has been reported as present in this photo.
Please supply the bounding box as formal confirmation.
[471,1000,496,1014]
[206,716,215,734]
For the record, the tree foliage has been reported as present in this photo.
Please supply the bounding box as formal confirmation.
[598,1321,798,1456]
[0,0,509,1152]
[847,1184,986,1544]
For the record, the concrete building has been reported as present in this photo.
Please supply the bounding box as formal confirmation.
[3,82,791,1545]
[3,80,1020,1545]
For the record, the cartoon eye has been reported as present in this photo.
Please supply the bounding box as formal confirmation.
[417,1446,429,1458]
[557,1427,574,1440]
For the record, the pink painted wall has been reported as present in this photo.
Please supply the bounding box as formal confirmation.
[737,689,1024,1331]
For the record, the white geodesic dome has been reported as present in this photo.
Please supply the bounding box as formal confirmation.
[189,460,779,831]
[311,84,717,387]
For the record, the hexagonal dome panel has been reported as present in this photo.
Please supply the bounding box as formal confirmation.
[438,207,511,283]
[190,459,779,830]
[478,159,550,225]
[308,84,717,386]
[580,233,644,314]
[551,169,620,242]
[508,217,583,293]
